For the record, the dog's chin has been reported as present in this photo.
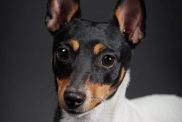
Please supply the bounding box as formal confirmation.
[63,109,89,118]
[63,103,102,118]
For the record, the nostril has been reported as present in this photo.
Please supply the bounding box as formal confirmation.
[64,91,86,109]
[76,98,83,104]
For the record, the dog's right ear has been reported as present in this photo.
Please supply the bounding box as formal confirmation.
[45,0,80,33]
[114,0,145,46]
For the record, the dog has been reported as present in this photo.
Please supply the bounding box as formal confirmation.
[45,0,182,122]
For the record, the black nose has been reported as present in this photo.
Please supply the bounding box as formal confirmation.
[64,91,86,109]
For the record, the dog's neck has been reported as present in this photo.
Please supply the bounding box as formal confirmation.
[60,71,131,122]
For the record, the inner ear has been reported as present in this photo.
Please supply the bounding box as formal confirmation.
[45,0,80,33]
[114,0,146,45]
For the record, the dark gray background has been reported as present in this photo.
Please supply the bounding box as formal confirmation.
[0,0,182,122]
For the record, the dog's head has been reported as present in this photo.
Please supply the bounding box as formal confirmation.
[45,0,145,115]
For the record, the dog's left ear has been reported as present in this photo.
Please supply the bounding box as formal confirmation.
[114,0,145,45]
[45,0,80,33]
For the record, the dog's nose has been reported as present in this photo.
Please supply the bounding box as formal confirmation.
[64,91,86,109]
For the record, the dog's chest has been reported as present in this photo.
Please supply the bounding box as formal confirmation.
[60,116,113,122]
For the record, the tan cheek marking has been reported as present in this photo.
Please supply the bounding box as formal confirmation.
[69,39,80,51]
[57,78,70,107]
[85,82,111,110]
[119,67,126,81]
[83,68,126,111]
[110,67,126,91]
[93,43,107,55]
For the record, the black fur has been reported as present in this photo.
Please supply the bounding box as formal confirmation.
[52,18,132,87]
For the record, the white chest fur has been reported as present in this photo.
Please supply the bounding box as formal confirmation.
[60,72,182,122]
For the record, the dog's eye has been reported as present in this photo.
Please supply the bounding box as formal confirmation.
[56,48,71,62]
[101,55,116,68]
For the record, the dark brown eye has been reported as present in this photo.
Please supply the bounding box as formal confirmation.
[56,48,70,62]
[102,55,116,68]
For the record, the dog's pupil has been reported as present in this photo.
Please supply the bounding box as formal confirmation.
[102,55,115,67]
[57,48,69,60]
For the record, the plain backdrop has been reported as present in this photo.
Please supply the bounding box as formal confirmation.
[0,0,182,122]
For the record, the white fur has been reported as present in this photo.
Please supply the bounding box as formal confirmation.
[60,71,182,122]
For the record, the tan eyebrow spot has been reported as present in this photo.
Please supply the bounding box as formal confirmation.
[69,39,80,51]
[93,43,107,55]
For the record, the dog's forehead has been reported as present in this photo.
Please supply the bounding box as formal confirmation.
[54,19,125,51]
[69,19,124,48]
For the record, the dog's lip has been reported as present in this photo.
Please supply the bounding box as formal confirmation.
[65,109,84,115]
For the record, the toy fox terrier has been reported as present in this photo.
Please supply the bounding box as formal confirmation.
[45,0,182,121]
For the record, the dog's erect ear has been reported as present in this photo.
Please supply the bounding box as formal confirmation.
[45,0,80,33]
[114,0,145,45]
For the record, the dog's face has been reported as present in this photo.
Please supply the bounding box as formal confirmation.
[52,19,131,114]
[46,0,145,115]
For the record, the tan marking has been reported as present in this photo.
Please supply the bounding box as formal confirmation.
[84,81,111,111]
[115,6,125,32]
[67,2,79,22]
[83,67,126,111]
[119,67,126,81]
[57,78,70,107]
[93,43,107,55]
[110,67,126,91]
[69,39,80,51]
[84,67,126,110]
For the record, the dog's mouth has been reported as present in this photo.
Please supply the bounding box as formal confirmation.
[64,108,95,118]
[65,109,84,115]
[63,100,103,117]
[63,108,89,117]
